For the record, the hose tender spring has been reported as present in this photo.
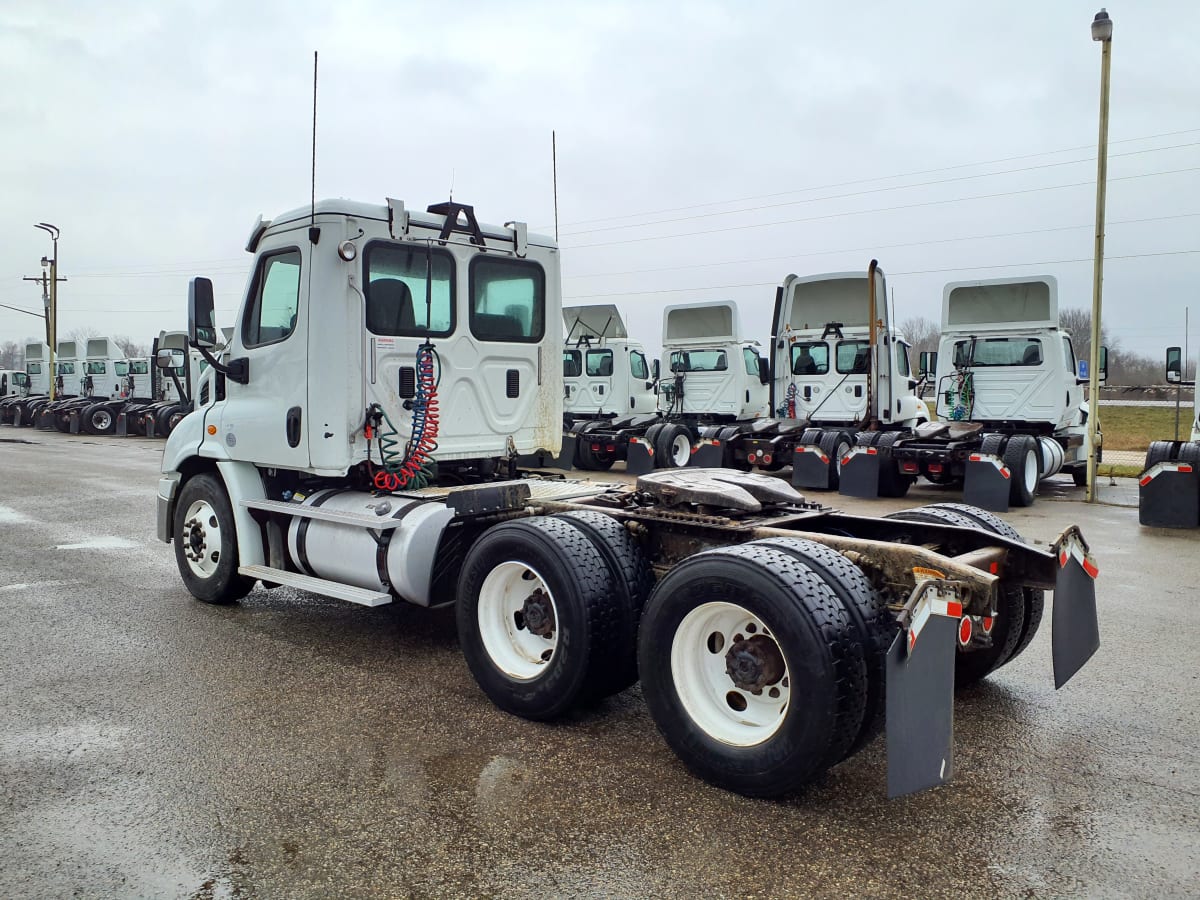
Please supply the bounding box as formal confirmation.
[374,343,441,491]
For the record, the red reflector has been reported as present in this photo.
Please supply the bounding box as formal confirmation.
[988,562,999,574]
[1180,465,1194,473]
[1083,558,1099,579]
[1000,467,1010,479]
[842,455,851,466]
[969,454,982,462]
[946,601,963,618]
[763,454,773,464]
[958,616,973,646]
[1139,475,1152,486]
[927,463,943,473]
[866,447,878,455]
[1059,551,1068,567]
[982,616,995,634]
[606,444,616,452]
[591,443,601,451]
[901,462,919,473]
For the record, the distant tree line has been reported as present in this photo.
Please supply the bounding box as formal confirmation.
[899,309,1195,386]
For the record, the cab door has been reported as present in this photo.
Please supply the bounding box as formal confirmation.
[216,242,310,467]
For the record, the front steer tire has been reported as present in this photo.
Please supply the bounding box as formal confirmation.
[638,544,866,798]
[456,517,626,721]
[172,473,256,605]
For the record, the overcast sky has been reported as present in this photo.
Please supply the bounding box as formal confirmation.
[1,1,1196,361]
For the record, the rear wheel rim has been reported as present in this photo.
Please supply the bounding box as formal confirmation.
[92,409,112,431]
[670,601,791,746]
[477,561,558,680]
[1023,447,1038,493]
[181,499,221,578]
[670,433,691,466]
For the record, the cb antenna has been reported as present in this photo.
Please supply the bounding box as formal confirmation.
[309,50,319,244]
[552,130,559,242]
[449,168,455,203]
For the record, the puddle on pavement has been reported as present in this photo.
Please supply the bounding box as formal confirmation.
[55,536,139,550]
[0,504,31,524]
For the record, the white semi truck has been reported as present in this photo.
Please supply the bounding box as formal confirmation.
[0,342,51,426]
[157,196,1100,799]
[561,304,658,470]
[888,276,1101,510]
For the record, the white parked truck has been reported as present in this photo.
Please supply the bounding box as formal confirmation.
[888,276,1101,510]
[561,304,658,469]
[0,342,51,426]
[157,196,1100,800]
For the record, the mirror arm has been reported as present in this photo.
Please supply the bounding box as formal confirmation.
[191,341,249,385]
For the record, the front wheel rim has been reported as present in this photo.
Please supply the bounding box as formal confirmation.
[477,561,559,681]
[670,433,691,466]
[181,499,222,578]
[670,601,791,746]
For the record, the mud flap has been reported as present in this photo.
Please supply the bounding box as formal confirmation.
[116,412,128,437]
[69,411,81,434]
[37,410,53,429]
[791,445,834,490]
[554,433,577,470]
[1138,463,1199,528]
[145,416,157,438]
[13,407,23,427]
[688,438,725,469]
[1052,532,1100,689]
[625,437,655,475]
[886,609,957,799]
[839,447,880,498]
[963,454,1010,512]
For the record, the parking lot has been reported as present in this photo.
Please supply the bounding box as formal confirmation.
[2,430,1198,898]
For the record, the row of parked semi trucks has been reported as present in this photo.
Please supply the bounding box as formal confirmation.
[0,331,210,437]
[546,267,1120,513]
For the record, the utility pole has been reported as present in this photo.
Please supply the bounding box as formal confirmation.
[32,224,62,401]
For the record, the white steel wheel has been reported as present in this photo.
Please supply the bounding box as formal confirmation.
[1021,447,1038,494]
[670,601,791,747]
[180,498,223,579]
[669,432,692,467]
[476,561,559,681]
[91,408,113,431]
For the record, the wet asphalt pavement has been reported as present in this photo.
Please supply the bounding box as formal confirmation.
[1,431,1198,899]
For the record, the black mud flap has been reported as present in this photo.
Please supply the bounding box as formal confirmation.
[886,609,957,799]
[553,433,577,470]
[37,410,53,429]
[12,407,23,427]
[69,411,81,435]
[625,437,655,475]
[1138,463,1199,528]
[688,438,725,469]
[839,447,880,498]
[1052,532,1100,689]
[791,445,834,490]
[963,454,1010,512]
[116,412,128,437]
[145,416,157,439]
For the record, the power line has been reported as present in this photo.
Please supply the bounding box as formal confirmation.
[562,212,1200,280]
[563,249,1200,300]
[549,126,1200,230]
[564,166,1200,251]
[560,142,1200,238]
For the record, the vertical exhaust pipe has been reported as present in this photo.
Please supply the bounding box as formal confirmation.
[865,259,879,429]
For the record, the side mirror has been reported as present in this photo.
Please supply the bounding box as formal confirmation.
[757,356,770,385]
[918,351,937,377]
[651,359,660,381]
[1098,345,1108,384]
[156,348,185,370]
[1166,346,1182,384]
[188,277,218,349]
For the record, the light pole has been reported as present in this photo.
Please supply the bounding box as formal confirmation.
[1085,8,1112,503]
[34,223,60,401]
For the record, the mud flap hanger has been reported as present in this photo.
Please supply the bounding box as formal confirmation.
[1049,525,1100,690]
[886,578,964,799]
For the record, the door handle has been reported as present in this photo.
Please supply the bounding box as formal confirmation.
[286,406,302,448]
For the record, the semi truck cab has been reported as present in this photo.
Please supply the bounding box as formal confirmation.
[660,300,769,420]
[562,304,656,420]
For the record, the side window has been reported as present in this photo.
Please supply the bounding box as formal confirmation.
[1062,336,1076,374]
[469,257,545,342]
[896,342,911,378]
[28,363,41,375]
[115,362,129,376]
[364,242,454,336]
[563,350,582,377]
[86,362,106,375]
[670,350,728,372]
[743,347,760,376]
[791,342,829,375]
[836,340,870,374]
[586,349,614,377]
[243,248,302,347]
[630,350,649,380]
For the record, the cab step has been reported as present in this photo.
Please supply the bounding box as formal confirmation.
[237,565,392,607]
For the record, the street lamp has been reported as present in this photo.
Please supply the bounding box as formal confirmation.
[1085,8,1112,503]
[34,223,60,401]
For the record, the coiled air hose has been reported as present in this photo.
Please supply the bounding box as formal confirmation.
[786,382,798,418]
[373,343,441,491]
